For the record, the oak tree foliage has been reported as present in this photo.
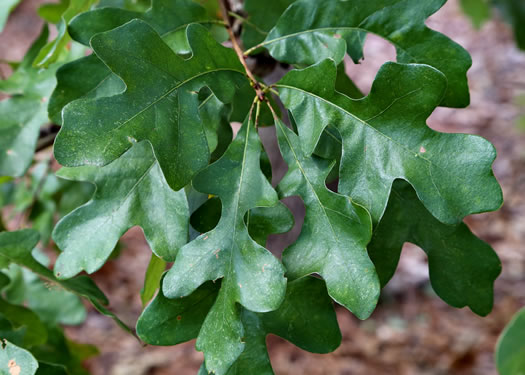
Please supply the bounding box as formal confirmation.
[0,0,506,373]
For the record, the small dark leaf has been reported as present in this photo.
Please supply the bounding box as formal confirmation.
[368,180,501,316]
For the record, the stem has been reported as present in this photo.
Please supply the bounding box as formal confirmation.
[266,100,279,120]
[254,100,261,128]
[218,0,265,101]
[244,41,268,56]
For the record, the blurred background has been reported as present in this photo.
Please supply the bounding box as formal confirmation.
[1,0,524,374]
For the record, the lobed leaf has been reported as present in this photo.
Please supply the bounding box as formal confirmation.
[199,277,341,375]
[191,197,294,247]
[162,114,287,375]
[368,180,501,316]
[69,0,224,53]
[53,141,189,279]
[54,20,247,190]
[277,60,502,224]
[137,279,219,345]
[275,117,379,319]
[258,0,472,107]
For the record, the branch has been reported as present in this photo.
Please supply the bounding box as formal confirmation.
[218,0,265,101]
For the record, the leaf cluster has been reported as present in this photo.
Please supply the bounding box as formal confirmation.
[0,0,506,373]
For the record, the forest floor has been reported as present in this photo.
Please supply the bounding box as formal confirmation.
[1,0,524,374]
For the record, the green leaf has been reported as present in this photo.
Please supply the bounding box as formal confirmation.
[36,362,68,375]
[0,26,56,178]
[0,230,136,335]
[334,63,364,100]
[368,180,501,316]
[48,54,126,125]
[23,271,87,326]
[200,277,341,374]
[33,0,98,68]
[69,0,222,52]
[38,0,70,24]
[198,90,234,160]
[274,117,379,319]
[53,141,189,279]
[246,203,294,247]
[0,230,105,304]
[277,60,502,224]
[54,20,246,190]
[460,0,491,29]
[137,279,219,345]
[140,254,167,307]
[256,0,472,107]
[0,0,21,32]
[0,341,38,375]
[162,114,287,375]
[241,0,296,49]
[191,197,294,247]
[0,298,48,348]
[496,307,525,375]
[31,326,96,375]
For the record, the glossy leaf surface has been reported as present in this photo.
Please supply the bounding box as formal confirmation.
[53,141,189,279]
[275,117,379,319]
[199,277,341,374]
[259,0,472,107]
[368,180,501,316]
[241,0,296,49]
[163,115,286,375]
[54,20,246,190]
[69,0,223,52]
[277,60,502,224]
[137,279,219,345]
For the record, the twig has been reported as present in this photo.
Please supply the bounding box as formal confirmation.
[218,0,265,101]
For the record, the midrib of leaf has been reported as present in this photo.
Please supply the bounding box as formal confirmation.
[79,161,156,247]
[110,68,244,134]
[182,110,255,274]
[277,83,461,212]
[198,93,215,109]
[248,26,419,62]
[277,84,434,166]
[226,114,253,287]
[277,121,362,280]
